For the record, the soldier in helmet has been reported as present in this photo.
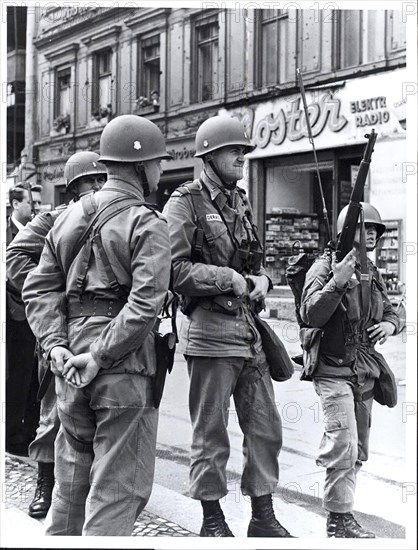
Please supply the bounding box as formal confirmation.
[164,115,294,538]
[300,202,400,538]
[7,151,107,519]
[22,115,172,535]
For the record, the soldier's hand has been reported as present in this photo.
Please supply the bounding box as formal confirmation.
[367,321,395,345]
[246,274,270,301]
[50,346,74,377]
[331,248,357,288]
[231,271,248,298]
[62,352,101,389]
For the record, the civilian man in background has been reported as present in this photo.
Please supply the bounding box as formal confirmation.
[6,183,42,456]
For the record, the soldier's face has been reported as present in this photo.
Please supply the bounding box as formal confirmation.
[211,145,245,185]
[354,224,377,251]
[76,175,106,196]
[143,159,163,193]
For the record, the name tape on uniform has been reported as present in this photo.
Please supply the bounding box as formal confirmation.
[206,214,222,222]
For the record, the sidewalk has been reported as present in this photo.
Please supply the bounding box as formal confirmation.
[3,453,197,538]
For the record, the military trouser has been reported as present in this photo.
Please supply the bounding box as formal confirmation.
[29,358,59,464]
[313,376,375,513]
[187,353,282,500]
[45,373,158,536]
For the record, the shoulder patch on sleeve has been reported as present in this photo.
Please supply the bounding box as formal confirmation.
[171,188,189,198]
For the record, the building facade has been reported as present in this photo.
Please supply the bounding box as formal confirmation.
[26,6,407,288]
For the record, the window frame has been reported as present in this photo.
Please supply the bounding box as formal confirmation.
[54,66,71,118]
[191,11,219,103]
[254,9,289,89]
[137,33,161,100]
[92,48,113,115]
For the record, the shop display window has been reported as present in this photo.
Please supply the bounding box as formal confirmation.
[264,164,332,285]
[375,219,402,294]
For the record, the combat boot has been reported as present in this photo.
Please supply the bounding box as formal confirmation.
[200,500,234,537]
[28,462,55,518]
[327,512,376,538]
[247,494,295,537]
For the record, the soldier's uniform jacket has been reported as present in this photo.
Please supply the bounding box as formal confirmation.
[300,252,400,382]
[7,213,59,322]
[23,179,171,376]
[164,169,270,357]
[7,206,66,297]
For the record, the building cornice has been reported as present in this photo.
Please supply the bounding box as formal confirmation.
[44,43,79,62]
[124,8,170,30]
[81,25,122,47]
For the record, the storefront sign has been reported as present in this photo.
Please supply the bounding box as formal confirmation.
[166,146,196,161]
[242,69,406,159]
[254,97,348,148]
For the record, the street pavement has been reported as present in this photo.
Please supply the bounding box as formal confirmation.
[2,316,416,547]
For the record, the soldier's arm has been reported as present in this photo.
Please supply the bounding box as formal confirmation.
[376,267,400,334]
[22,231,69,354]
[6,210,61,294]
[300,255,348,328]
[89,211,171,370]
[164,193,235,297]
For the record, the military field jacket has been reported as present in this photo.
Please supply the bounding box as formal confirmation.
[164,169,269,357]
[23,179,171,376]
[300,253,400,381]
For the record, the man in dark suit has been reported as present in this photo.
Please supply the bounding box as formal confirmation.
[6,184,42,245]
[6,183,42,456]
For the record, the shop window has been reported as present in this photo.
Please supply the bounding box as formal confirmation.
[256,9,289,87]
[336,10,386,69]
[264,163,333,285]
[92,49,113,116]
[375,220,402,293]
[138,35,160,106]
[192,13,219,102]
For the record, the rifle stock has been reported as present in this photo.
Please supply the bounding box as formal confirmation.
[336,129,377,261]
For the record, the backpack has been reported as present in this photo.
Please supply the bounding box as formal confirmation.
[285,242,317,327]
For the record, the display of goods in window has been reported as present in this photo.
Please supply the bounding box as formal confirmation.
[264,211,320,285]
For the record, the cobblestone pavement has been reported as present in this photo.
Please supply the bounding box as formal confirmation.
[4,454,197,537]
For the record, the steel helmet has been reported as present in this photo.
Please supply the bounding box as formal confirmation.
[99,114,172,163]
[64,151,107,189]
[337,202,386,239]
[194,116,255,157]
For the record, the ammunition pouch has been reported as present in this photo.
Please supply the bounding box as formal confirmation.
[299,327,323,381]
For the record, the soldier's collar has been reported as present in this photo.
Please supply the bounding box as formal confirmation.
[201,170,238,206]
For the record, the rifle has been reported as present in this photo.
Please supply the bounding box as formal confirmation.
[296,68,331,242]
[335,129,377,262]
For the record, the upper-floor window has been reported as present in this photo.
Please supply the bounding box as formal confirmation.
[256,9,289,87]
[192,13,219,102]
[93,49,112,114]
[55,67,71,117]
[336,10,387,69]
[389,10,407,52]
[139,35,160,101]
